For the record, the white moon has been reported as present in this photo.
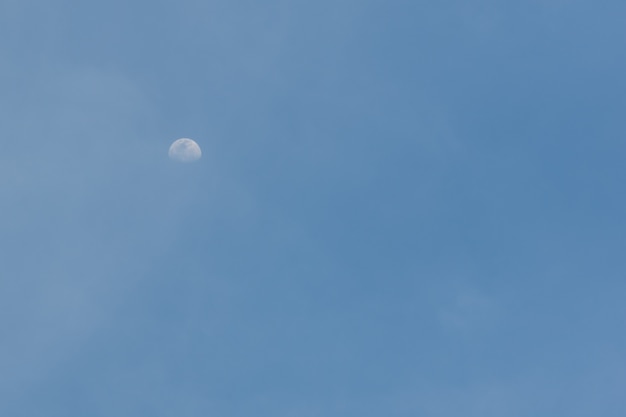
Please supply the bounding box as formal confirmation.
[168,138,202,163]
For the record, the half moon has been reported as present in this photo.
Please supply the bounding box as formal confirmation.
[169,138,202,163]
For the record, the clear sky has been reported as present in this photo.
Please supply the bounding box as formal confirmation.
[1,1,625,416]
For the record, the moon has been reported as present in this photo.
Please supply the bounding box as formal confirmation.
[168,138,202,163]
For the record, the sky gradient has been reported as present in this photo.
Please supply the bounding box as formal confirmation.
[1,1,626,416]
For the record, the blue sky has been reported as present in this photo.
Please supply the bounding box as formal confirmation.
[1,1,626,416]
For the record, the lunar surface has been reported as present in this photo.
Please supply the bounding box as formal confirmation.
[168,138,202,163]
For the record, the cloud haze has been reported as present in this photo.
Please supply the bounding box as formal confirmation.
[2,1,626,416]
